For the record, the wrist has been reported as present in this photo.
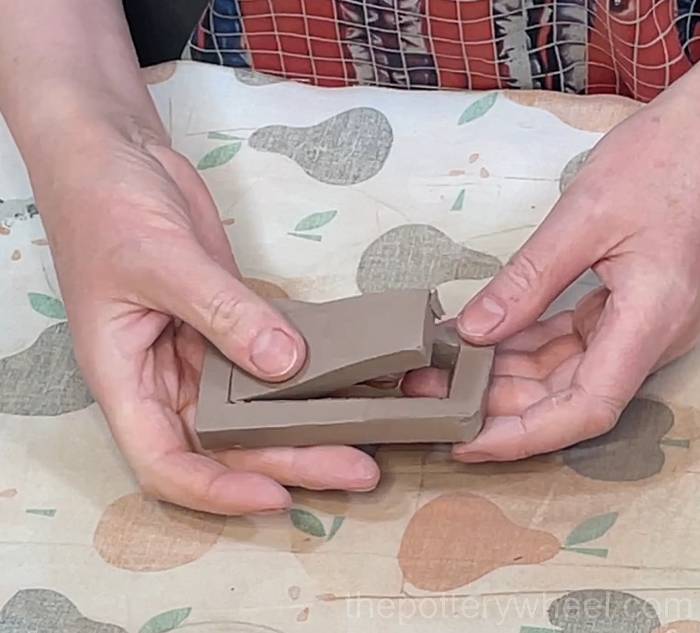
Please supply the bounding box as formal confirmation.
[10,80,167,172]
[15,102,170,241]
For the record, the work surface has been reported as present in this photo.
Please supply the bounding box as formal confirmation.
[2,61,700,632]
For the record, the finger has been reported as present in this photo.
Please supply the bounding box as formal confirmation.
[402,363,563,415]
[214,445,380,492]
[169,325,381,494]
[402,366,552,415]
[487,376,547,416]
[494,333,583,379]
[452,384,609,463]
[405,327,581,397]
[573,286,609,345]
[570,286,682,375]
[140,146,306,381]
[110,398,292,515]
[484,348,582,417]
[97,323,373,513]
[401,367,450,397]
[145,244,306,382]
[456,196,605,345]
[572,282,673,408]
[363,373,403,389]
[141,451,293,515]
[403,330,581,404]
[545,353,582,392]
[80,318,285,515]
[497,311,574,353]
[454,354,582,461]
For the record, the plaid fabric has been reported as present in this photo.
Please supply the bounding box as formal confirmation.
[189,0,700,101]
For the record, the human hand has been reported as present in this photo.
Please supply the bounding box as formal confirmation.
[405,77,700,462]
[36,135,379,514]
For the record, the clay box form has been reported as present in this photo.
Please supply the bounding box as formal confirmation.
[195,290,494,449]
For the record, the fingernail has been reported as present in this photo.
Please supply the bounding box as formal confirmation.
[346,456,380,491]
[250,328,299,377]
[453,451,495,463]
[253,508,288,516]
[458,296,506,337]
[365,376,401,389]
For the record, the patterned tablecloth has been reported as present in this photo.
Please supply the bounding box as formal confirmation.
[2,60,700,633]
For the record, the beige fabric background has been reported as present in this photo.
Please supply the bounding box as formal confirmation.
[1,61,699,632]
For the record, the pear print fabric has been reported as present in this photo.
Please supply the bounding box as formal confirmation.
[2,61,700,630]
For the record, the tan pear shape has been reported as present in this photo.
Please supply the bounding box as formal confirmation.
[93,493,225,571]
[242,277,289,299]
[399,493,559,591]
[504,91,641,132]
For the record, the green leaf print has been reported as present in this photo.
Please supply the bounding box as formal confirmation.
[458,93,498,125]
[327,516,345,541]
[294,210,338,232]
[139,607,192,633]
[288,232,323,242]
[565,512,618,547]
[197,143,242,169]
[451,189,466,211]
[563,547,609,558]
[290,508,326,537]
[28,293,66,320]
[207,132,242,140]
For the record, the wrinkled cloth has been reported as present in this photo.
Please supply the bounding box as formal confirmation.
[189,0,700,101]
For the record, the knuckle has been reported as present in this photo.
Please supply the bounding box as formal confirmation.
[503,250,544,295]
[206,290,248,336]
[578,391,623,438]
[508,445,535,462]
[135,455,171,503]
[197,476,222,507]
[504,417,534,461]
[589,412,617,438]
[137,476,163,501]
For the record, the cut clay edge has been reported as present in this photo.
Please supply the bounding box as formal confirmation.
[198,412,482,449]
[231,349,432,402]
[197,398,483,449]
[228,290,436,401]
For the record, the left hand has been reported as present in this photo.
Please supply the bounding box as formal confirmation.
[404,74,700,462]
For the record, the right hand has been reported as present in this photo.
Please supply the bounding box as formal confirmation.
[34,131,380,515]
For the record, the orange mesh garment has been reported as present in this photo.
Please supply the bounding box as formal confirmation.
[189,0,700,100]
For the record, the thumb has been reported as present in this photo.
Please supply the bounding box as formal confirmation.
[140,145,305,381]
[150,243,306,381]
[457,207,598,345]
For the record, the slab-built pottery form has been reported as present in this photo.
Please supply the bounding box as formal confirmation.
[196,290,493,449]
